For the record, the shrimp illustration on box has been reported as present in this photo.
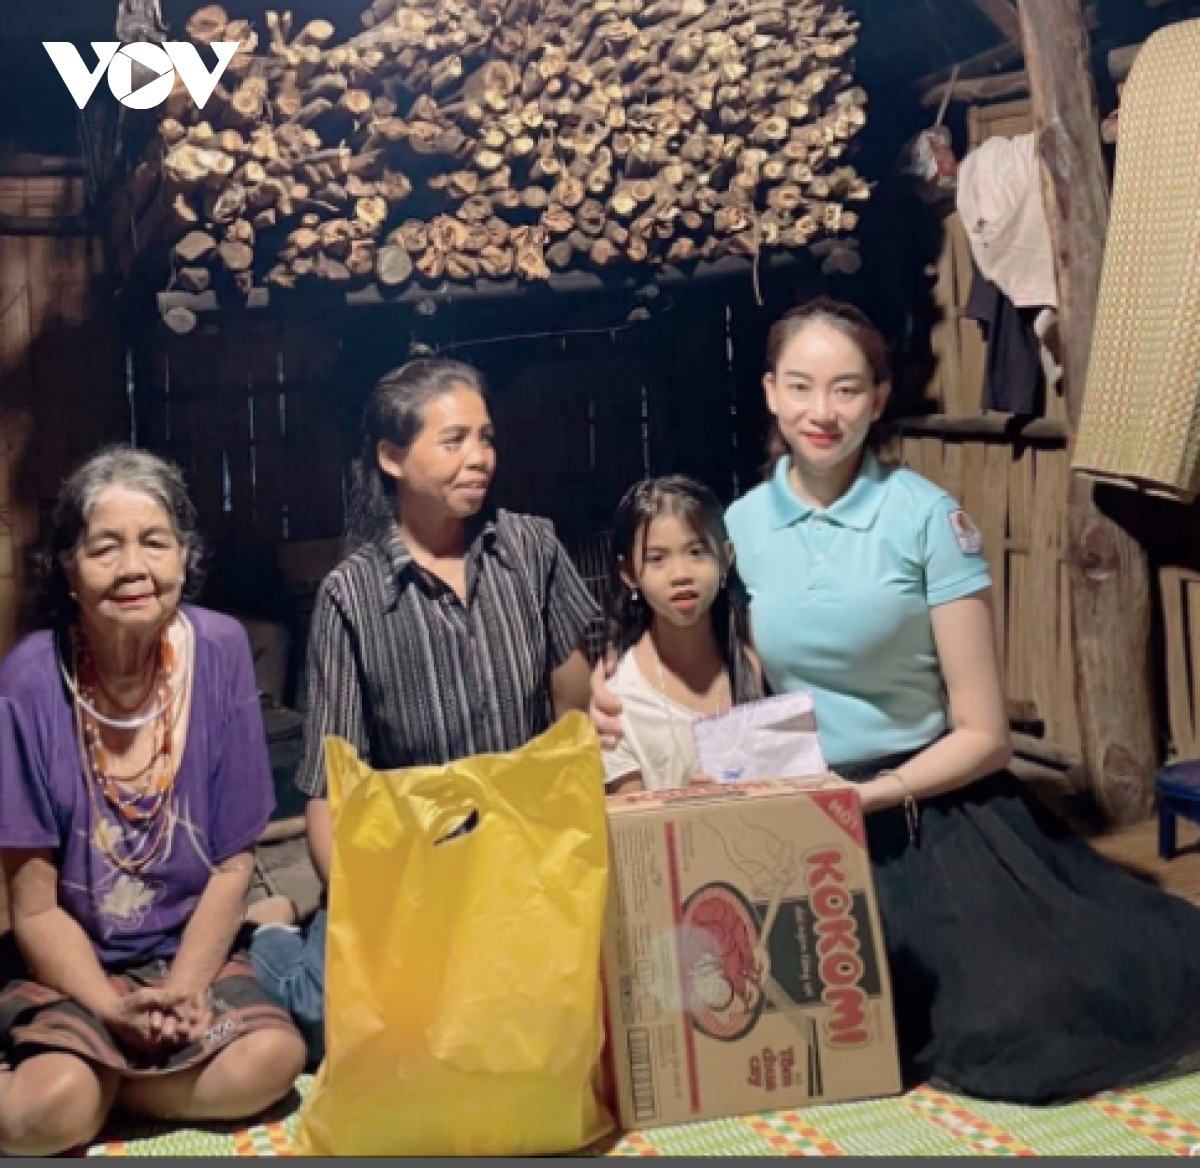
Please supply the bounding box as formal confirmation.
[680,882,766,1041]
[685,815,891,1084]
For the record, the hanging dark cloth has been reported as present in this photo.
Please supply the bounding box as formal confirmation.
[965,259,1045,417]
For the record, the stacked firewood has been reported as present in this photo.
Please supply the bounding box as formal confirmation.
[139,0,868,296]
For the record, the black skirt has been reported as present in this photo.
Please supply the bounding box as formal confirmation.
[841,762,1200,1105]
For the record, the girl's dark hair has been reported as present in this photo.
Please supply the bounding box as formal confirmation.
[606,476,763,704]
[35,446,204,629]
[347,358,488,547]
[762,296,892,476]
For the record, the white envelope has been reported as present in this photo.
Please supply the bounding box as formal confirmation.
[692,691,827,784]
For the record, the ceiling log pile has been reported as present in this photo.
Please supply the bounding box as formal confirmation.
[112,0,870,304]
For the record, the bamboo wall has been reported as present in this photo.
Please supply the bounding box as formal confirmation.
[0,172,129,654]
[897,433,1079,752]
[912,210,1079,751]
[901,97,1080,755]
[131,321,347,555]
[129,279,778,638]
[0,410,33,661]
[132,284,777,541]
[0,168,128,933]
[914,95,1200,765]
[1162,568,1200,760]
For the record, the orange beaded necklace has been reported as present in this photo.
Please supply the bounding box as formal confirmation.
[69,621,188,873]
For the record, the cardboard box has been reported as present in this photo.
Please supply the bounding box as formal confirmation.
[602,780,901,1130]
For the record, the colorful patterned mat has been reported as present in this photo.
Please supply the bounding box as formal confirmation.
[85,1072,1200,1157]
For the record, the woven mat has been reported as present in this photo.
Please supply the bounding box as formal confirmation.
[83,1072,1200,1156]
[1072,18,1200,503]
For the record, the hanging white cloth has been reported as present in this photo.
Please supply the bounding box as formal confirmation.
[956,133,1059,310]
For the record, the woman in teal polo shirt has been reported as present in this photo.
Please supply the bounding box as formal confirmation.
[595,297,1200,1104]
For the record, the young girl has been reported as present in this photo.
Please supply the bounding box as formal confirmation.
[602,476,763,794]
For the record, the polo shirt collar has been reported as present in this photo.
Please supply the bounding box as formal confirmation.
[766,451,889,532]
[376,508,512,608]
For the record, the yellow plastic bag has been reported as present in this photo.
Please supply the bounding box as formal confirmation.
[295,712,614,1157]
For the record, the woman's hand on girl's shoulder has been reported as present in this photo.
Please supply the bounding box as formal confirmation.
[589,656,624,747]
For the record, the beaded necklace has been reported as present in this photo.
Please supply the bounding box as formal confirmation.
[69,620,188,874]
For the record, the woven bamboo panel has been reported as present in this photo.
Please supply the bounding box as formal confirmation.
[1161,567,1200,760]
[1073,20,1200,503]
[900,435,1080,752]
[0,410,34,663]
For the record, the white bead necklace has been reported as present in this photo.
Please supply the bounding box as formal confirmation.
[56,628,181,731]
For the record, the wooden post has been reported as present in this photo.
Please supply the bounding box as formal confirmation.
[1018,0,1158,823]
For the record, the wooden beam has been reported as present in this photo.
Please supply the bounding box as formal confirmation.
[893,414,1069,442]
[0,155,85,179]
[1012,732,1082,770]
[918,41,1023,92]
[1018,0,1159,824]
[916,0,1100,94]
[922,70,1029,108]
[152,251,801,319]
[0,214,90,237]
[968,0,1023,45]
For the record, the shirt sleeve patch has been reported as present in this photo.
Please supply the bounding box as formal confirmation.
[948,508,984,555]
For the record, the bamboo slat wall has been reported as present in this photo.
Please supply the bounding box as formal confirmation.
[923,209,1070,427]
[905,96,1080,754]
[921,96,1069,427]
[0,174,129,649]
[132,321,347,555]
[0,410,33,661]
[913,94,1200,765]
[131,282,771,556]
[1161,567,1200,761]
[898,433,1080,753]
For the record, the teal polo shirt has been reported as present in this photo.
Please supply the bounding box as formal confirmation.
[725,452,992,768]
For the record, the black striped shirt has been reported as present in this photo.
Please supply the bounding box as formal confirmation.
[295,510,598,797]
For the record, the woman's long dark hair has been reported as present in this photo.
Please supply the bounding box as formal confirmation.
[605,476,763,704]
[346,358,488,548]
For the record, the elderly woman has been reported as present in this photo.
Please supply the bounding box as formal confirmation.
[0,447,305,1156]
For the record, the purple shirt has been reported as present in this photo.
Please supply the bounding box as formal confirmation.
[0,606,274,968]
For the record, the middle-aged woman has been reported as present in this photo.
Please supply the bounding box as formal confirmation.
[249,357,599,1067]
[0,447,305,1156]
[593,297,1200,1105]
